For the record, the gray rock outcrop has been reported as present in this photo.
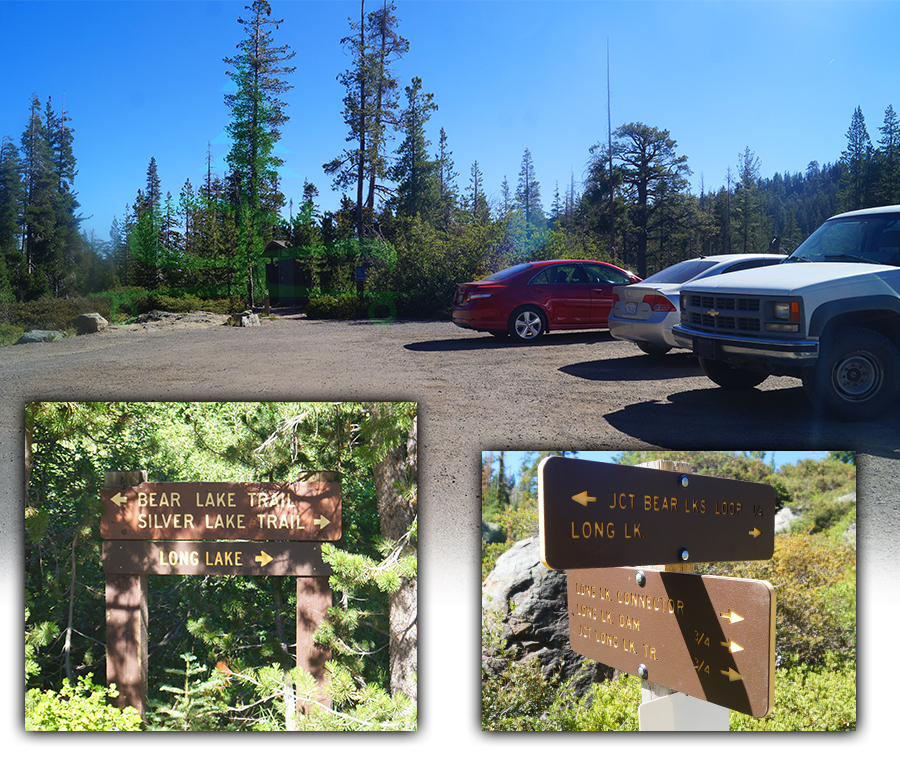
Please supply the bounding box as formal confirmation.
[16,330,64,344]
[481,520,505,544]
[74,312,109,334]
[482,536,614,696]
[227,310,260,327]
[774,506,800,532]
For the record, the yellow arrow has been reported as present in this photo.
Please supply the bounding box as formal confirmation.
[254,550,273,567]
[572,491,596,507]
[313,515,331,530]
[720,609,744,624]
[721,639,744,653]
[721,667,743,682]
[749,527,761,538]
[111,492,128,507]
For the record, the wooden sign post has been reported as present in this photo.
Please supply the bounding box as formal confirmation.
[104,470,149,716]
[102,472,341,722]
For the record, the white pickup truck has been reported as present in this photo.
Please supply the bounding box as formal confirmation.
[672,205,900,420]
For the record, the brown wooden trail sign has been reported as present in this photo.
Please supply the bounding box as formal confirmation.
[568,566,776,717]
[101,481,341,541]
[102,472,337,719]
[103,541,332,576]
[539,456,775,569]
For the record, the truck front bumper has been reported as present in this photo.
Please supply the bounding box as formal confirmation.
[672,324,819,365]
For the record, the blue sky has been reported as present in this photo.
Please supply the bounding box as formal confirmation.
[487,450,832,482]
[2,1,897,243]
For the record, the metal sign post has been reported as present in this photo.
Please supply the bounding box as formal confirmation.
[538,456,779,730]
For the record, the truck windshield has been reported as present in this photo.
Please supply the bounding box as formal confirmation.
[786,213,900,266]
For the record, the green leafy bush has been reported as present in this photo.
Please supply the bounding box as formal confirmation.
[697,533,856,665]
[730,655,856,730]
[0,323,23,346]
[0,297,111,330]
[134,293,246,315]
[557,675,642,731]
[305,294,373,320]
[482,656,568,731]
[25,675,143,731]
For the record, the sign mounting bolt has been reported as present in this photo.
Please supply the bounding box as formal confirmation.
[637,664,649,680]
[679,475,689,488]
[680,549,690,561]
[635,570,646,586]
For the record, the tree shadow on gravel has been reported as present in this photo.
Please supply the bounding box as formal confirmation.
[560,350,702,381]
[605,384,900,458]
[404,330,614,352]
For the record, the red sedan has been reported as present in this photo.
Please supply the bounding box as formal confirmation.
[452,260,641,342]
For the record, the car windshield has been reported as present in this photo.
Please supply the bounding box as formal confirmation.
[786,212,900,266]
[484,263,533,281]
[641,259,719,284]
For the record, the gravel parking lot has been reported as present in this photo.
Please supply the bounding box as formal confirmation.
[3,311,896,568]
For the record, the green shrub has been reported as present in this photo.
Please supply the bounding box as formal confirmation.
[482,655,567,731]
[133,293,245,315]
[557,675,642,731]
[0,297,111,330]
[730,655,856,730]
[0,323,23,346]
[306,294,373,320]
[25,675,143,731]
[697,533,856,665]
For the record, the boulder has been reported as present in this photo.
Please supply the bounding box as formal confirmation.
[74,312,109,334]
[482,537,614,695]
[481,520,506,544]
[774,506,800,532]
[227,310,260,327]
[16,330,64,344]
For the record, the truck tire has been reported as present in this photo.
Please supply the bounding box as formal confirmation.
[698,358,768,389]
[803,326,900,420]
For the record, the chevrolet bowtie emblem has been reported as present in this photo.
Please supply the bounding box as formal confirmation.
[707,310,720,317]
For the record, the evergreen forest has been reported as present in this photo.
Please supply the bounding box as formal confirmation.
[25,401,417,731]
[481,451,857,731]
[1,1,899,328]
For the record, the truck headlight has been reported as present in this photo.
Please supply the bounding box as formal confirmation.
[773,302,792,320]
[766,300,801,332]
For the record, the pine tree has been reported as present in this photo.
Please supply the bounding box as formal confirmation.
[390,77,438,221]
[19,96,56,299]
[324,0,407,240]
[840,106,873,211]
[0,136,24,301]
[434,127,458,230]
[876,104,900,205]
[735,146,763,254]
[224,0,296,306]
[611,122,691,276]
[515,148,544,231]
[463,160,489,224]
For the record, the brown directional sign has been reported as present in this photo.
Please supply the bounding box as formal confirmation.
[102,541,331,576]
[539,457,775,569]
[100,481,341,541]
[568,566,776,717]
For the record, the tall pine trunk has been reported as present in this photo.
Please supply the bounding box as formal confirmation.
[371,412,417,701]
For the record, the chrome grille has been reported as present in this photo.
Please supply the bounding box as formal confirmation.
[682,292,763,336]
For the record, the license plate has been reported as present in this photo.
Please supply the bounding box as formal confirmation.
[624,302,637,316]
[693,338,718,360]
